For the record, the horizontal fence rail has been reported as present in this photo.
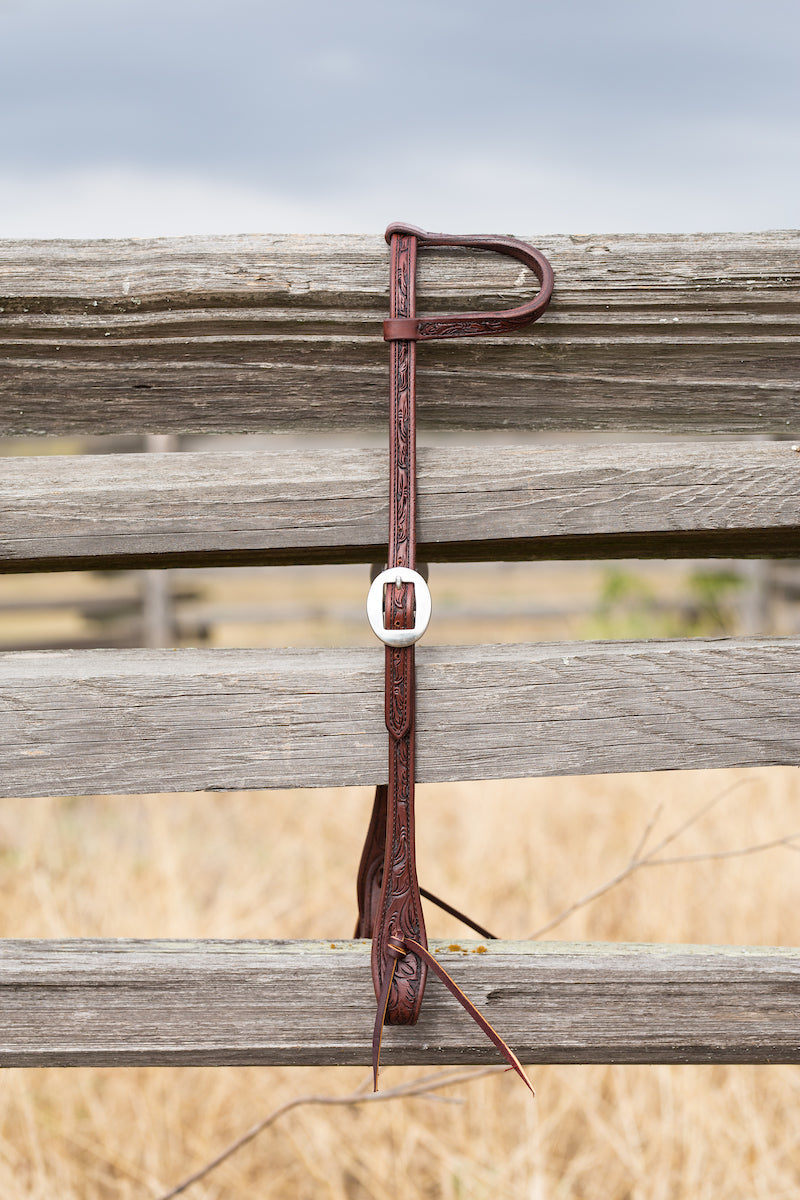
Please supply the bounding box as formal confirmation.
[1,939,798,1067]
[1,639,798,797]
[1,231,798,436]
[2,228,799,1079]
[2,442,800,572]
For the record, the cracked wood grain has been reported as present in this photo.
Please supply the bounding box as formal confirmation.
[1,231,798,435]
[0,939,798,1067]
[1,441,799,571]
[1,639,798,797]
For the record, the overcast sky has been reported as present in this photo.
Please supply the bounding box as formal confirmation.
[1,0,798,237]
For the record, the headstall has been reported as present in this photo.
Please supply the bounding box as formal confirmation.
[356,223,554,1089]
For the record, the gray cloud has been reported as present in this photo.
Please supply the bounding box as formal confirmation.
[1,0,798,233]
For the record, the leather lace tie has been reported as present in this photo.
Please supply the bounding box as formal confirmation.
[359,223,554,1092]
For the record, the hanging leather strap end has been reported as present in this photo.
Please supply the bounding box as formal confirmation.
[372,935,407,1090]
[372,935,535,1097]
[405,938,535,1097]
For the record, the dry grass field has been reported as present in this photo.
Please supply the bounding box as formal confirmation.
[0,551,798,1197]
[0,770,798,1198]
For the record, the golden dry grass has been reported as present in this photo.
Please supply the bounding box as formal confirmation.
[1,766,799,1198]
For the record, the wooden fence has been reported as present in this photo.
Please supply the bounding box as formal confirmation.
[1,230,799,1066]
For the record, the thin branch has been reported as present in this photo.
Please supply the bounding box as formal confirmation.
[641,778,750,860]
[155,1066,506,1200]
[647,832,800,867]
[528,777,765,940]
[528,858,646,940]
[627,801,664,865]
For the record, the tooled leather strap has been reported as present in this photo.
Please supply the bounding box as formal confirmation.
[355,784,498,942]
[369,227,428,1027]
[365,223,553,1089]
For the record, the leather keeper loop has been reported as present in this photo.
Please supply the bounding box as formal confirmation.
[383,317,420,341]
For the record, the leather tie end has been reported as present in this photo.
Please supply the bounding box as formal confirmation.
[387,935,407,960]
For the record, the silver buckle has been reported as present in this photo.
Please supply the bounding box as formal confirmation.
[366,567,432,648]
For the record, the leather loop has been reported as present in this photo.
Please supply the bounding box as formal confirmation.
[356,785,499,942]
[354,784,387,940]
[382,223,554,342]
[383,317,420,341]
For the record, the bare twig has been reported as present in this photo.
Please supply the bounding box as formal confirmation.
[627,801,664,864]
[647,832,800,867]
[155,1066,506,1199]
[529,858,649,940]
[642,778,746,860]
[527,777,792,939]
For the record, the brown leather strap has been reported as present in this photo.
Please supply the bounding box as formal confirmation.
[354,784,387,940]
[365,221,554,1087]
[369,228,427,1026]
[356,784,498,942]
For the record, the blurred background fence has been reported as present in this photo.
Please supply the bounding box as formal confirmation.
[3,434,799,653]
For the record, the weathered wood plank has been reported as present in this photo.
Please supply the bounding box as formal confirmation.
[1,232,798,435]
[1,939,797,1067]
[1,640,798,797]
[2,442,799,572]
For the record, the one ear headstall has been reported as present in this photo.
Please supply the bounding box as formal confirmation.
[358,223,554,1091]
